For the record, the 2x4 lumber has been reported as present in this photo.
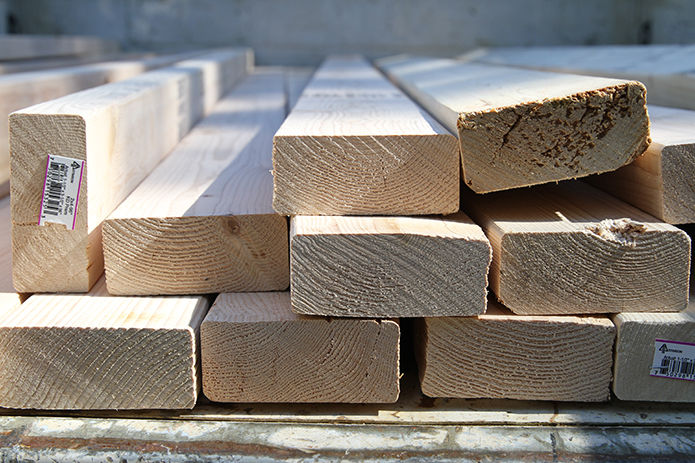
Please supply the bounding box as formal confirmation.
[375,55,650,194]
[272,55,459,216]
[0,276,208,410]
[0,197,22,317]
[460,181,691,315]
[290,213,491,318]
[415,300,616,401]
[0,35,119,61]
[0,50,207,192]
[10,48,251,293]
[586,105,695,224]
[103,69,289,296]
[469,44,695,111]
[201,291,400,403]
[611,292,695,402]
[285,66,315,111]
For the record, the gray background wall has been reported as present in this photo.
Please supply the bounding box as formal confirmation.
[5,0,695,65]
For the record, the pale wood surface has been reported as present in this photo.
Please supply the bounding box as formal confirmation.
[284,66,314,111]
[375,55,650,193]
[469,44,695,111]
[201,291,400,403]
[290,213,491,317]
[0,50,207,191]
[460,181,691,315]
[586,105,695,224]
[0,276,209,410]
[415,299,616,401]
[272,55,459,215]
[611,291,695,402]
[10,48,251,293]
[0,197,22,316]
[0,35,119,61]
[103,69,289,295]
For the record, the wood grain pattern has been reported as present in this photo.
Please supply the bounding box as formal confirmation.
[10,48,251,293]
[460,181,691,315]
[611,290,695,402]
[103,69,288,295]
[290,213,491,317]
[0,50,207,194]
[201,292,400,403]
[415,299,616,401]
[0,34,119,61]
[469,44,695,111]
[0,276,209,410]
[586,105,695,224]
[376,55,650,193]
[272,55,459,216]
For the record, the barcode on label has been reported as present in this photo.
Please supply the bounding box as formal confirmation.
[650,339,695,382]
[38,154,84,230]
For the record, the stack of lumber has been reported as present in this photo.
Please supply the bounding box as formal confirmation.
[2,43,694,409]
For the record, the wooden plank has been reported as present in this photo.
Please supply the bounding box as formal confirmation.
[10,48,251,293]
[290,213,491,317]
[201,291,400,403]
[0,34,119,61]
[611,293,695,402]
[468,44,695,111]
[272,55,459,215]
[103,68,288,295]
[375,55,651,193]
[0,276,209,410]
[415,299,616,401]
[585,105,695,224]
[460,181,691,315]
[0,50,207,193]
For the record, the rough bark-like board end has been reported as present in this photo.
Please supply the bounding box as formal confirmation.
[458,81,650,193]
[272,134,459,215]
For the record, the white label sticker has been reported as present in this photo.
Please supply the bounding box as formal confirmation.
[38,154,84,230]
[650,339,695,382]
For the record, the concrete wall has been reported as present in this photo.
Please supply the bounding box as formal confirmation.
[6,0,695,66]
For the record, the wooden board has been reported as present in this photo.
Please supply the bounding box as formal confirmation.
[460,181,691,315]
[284,66,315,111]
[0,276,209,410]
[611,292,695,402]
[0,50,207,193]
[10,48,251,293]
[415,299,616,401]
[0,34,119,61]
[375,55,650,193]
[0,197,23,317]
[103,69,289,295]
[468,44,695,111]
[290,213,491,317]
[201,291,400,403]
[585,105,695,224]
[272,55,459,215]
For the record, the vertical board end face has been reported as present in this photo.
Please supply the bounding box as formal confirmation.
[458,81,650,194]
[201,292,400,403]
[290,215,490,318]
[416,315,614,401]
